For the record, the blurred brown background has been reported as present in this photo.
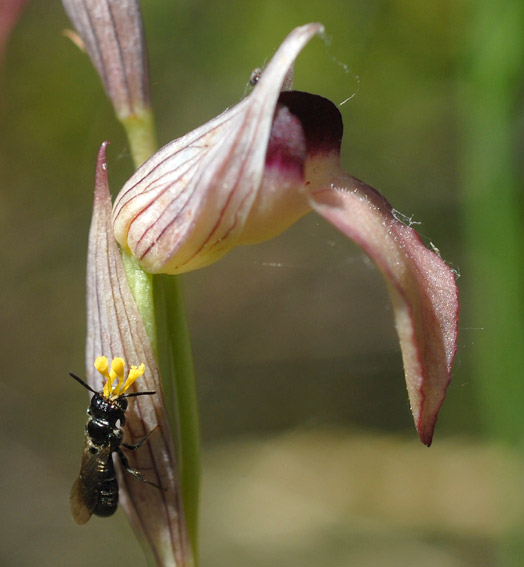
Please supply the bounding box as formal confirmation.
[1,1,523,566]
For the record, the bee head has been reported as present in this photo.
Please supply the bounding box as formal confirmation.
[89,391,128,422]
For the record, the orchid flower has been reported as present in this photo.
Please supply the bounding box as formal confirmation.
[112,23,459,446]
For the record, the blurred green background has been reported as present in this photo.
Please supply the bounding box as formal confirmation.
[1,1,523,566]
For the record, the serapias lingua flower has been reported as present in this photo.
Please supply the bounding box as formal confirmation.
[112,23,459,446]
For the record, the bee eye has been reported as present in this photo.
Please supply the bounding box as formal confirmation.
[109,399,127,416]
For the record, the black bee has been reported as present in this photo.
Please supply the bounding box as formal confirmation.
[70,372,162,524]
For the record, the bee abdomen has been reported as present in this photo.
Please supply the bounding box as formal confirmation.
[94,477,119,517]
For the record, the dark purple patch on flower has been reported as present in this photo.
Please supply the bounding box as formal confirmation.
[278,91,343,157]
[265,105,307,176]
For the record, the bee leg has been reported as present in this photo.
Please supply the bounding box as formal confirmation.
[116,448,165,491]
[122,425,159,451]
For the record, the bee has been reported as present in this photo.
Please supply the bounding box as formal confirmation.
[70,357,163,524]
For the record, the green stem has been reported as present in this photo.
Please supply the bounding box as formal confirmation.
[121,109,200,564]
[121,249,158,353]
[120,108,158,167]
[154,275,200,559]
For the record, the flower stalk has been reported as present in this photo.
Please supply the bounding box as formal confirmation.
[122,108,159,169]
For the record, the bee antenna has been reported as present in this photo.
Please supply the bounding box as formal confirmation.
[70,372,98,395]
[123,391,156,398]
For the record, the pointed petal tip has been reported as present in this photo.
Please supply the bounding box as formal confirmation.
[419,419,436,447]
[309,177,459,446]
[96,140,110,163]
[94,141,111,200]
[253,23,325,98]
[301,22,324,34]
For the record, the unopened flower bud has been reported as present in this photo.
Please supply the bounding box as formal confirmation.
[62,0,150,119]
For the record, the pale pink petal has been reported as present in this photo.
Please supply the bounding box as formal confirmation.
[309,173,459,445]
[87,143,191,565]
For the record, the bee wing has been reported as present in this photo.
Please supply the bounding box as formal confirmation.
[70,475,92,525]
[70,442,111,525]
